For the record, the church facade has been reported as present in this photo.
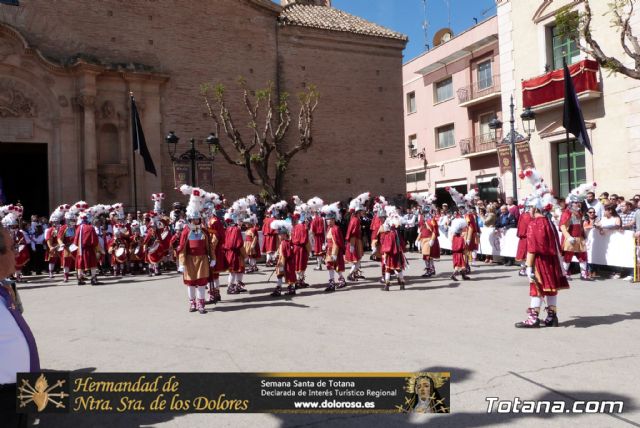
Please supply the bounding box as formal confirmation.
[0,0,406,214]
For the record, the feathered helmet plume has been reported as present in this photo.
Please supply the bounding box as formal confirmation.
[180,185,206,220]
[151,193,165,214]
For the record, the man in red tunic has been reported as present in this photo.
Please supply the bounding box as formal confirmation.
[516,195,570,328]
[291,212,310,289]
[261,210,277,267]
[515,202,533,276]
[345,201,365,282]
[418,208,440,278]
[57,212,77,283]
[380,213,406,291]
[206,213,226,303]
[559,199,591,280]
[270,220,297,296]
[224,212,247,294]
[177,215,214,314]
[450,218,470,281]
[464,207,479,270]
[74,212,100,285]
[323,206,346,292]
[308,197,325,271]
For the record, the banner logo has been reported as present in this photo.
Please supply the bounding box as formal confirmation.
[18,374,68,412]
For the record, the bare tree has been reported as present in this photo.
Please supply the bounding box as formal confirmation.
[201,78,319,202]
[556,0,640,79]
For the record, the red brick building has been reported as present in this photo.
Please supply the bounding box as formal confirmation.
[0,0,406,214]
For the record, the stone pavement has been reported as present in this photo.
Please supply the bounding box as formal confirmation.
[15,253,640,428]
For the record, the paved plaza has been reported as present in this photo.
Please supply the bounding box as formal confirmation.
[17,253,640,427]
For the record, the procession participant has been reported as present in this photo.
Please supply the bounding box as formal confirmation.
[262,207,277,267]
[322,203,346,292]
[516,190,570,328]
[409,192,438,277]
[204,191,225,303]
[307,197,325,270]
[108,225,129,277]
[157,217,173,272]
[270,220,296,296]
[143,214,163,276]
[380,207,407,291]
[463,188,480,269]
[372,203,388,283]
[45,206,66,279]
[74,210,100,285]
[1,212,29,282]
[128,221,145,275]
[345,192,369,282]
[57,210,78,283]
[171,220,185,273]
[291,206,311,289]
[370,196,386,262]
[515,200,533,276]
[243,214,261,274]
[177,185,213,314]
[449,217,470,281]
[224,198,249,294]
[560,182,597,280]
[417,206,440,278]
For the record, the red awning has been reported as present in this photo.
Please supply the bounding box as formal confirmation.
[522,59,600,108]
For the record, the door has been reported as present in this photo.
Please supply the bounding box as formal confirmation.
[0,143,49,218]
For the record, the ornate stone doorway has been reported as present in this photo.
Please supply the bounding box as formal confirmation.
[0,142,48,217]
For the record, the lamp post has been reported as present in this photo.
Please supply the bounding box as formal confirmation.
[488,95,534,201]
[165,131,219,186]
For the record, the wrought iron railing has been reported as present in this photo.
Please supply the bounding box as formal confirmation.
[459,131,502,155]
[457,75,501,104]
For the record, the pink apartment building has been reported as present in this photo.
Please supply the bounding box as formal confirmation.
[403,17,503,205]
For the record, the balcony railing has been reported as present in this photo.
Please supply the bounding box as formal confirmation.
[459,131,502,156]
[457,75,501,104]
[522,59,600,111]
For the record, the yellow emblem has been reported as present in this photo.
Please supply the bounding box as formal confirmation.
[18,374,68,411]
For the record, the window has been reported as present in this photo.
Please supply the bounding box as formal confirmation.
[406,171,426,183]
[436,124,455,149]
[406,91,416,114]
[434,77,453,103]
[477,60,493,90]
[551,25,580,70]
[478,113,494,140]
[556,140,586,197]
[408,134,418,157]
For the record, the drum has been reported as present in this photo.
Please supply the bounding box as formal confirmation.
[57,244,65,252]
[161,230,169,240]
[115,247,127,263]
[18,244,26,253]
[148,241,160,254]
[134,246,142,256]
[69,244,78,253]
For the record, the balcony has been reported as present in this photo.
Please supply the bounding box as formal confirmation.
[521,59,601,113]
[457,75,501,107]
[459,131,502,157]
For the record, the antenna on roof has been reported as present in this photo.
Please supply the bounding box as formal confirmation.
[444,0,451,28]
[422,0,430,51]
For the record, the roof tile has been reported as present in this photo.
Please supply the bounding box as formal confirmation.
[279,4,408,41]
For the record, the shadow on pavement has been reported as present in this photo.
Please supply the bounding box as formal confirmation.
[561,311,640,328]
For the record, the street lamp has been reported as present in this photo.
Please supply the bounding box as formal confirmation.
[520,106,536,137]
[165,131,219,186]
[488,95,527,201]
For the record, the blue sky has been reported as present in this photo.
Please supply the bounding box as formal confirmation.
[280,0,497,61]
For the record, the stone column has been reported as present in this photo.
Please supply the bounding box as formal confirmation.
[78,72,99,203]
